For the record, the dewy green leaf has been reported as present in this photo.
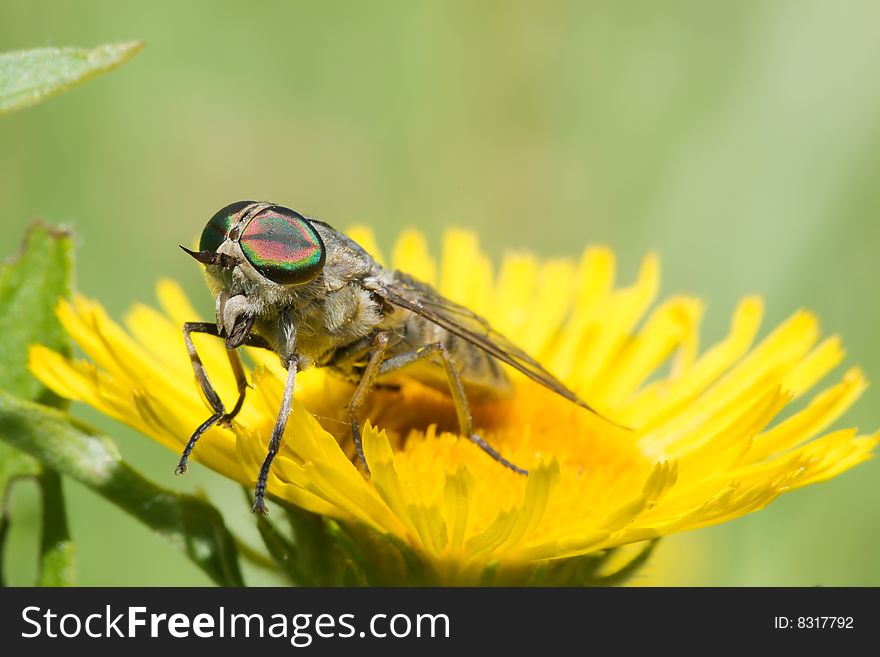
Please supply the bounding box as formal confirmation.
[0,392,244,586]
[0,222,76,585]
[0,41,144,115]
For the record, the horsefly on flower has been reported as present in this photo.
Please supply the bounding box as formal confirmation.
[177,201,625,514]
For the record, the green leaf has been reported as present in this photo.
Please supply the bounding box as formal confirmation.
[248,489,341,585]
[0,41,144,115]
[253,504,302,585]
[0,222,76,585]
[0,222,74,401]
[0,391,244,586]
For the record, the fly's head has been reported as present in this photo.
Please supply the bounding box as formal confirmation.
[182,201,327,348]
[185,201,327,290]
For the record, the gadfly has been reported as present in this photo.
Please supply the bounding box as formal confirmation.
[178,201,618,513]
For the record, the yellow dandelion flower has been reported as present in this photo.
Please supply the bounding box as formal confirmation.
[28,228,878,585]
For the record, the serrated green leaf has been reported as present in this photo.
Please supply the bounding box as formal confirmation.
[0,222,76,585]
[0,222,73,401]
[0,391,244,586]
[0,41,143,115]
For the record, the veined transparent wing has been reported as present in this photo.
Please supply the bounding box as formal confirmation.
[373,271,618,423]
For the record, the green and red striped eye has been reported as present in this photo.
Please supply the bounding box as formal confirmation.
[200,200,255,253]
[239,205,326,285]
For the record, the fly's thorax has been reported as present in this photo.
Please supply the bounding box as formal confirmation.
[283,280,402,367]
[309,222,386,284]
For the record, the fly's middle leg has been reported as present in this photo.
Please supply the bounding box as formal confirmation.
[252,357,298,515]
[378,342,528,476]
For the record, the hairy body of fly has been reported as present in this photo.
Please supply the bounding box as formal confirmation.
[181,200,620,512]
[204,220,513,401]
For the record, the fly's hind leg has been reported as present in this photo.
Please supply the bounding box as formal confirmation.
[345,332,391,476]
[378,342,528,476]
[177,322,259,475]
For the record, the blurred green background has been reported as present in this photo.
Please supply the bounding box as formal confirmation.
[2,0,878,586]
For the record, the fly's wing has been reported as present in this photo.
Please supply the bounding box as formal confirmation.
[374,272,620,424]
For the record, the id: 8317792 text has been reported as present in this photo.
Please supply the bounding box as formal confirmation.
[773,616,854,629]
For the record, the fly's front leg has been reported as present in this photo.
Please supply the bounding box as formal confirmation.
[177,322,249,475]
[219,339,249,427]
[378,343,528,476]
[345,332,391,476]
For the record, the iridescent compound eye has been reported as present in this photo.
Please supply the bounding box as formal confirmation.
[239,206,326,285]
[200,200,255,253]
